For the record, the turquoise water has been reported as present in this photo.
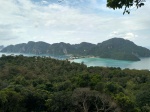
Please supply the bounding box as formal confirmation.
[0,53,150,70]
[71,57,150,70]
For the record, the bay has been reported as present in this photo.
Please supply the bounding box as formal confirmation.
[0,52,150,70]
[71,57,150,70]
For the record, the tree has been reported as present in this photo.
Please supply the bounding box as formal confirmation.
[0,89,25,112]
[107,0,145,14]
[45,91,73,112]
[72,88,119,112]
[115,92,135,112]
[136,89,150,108]
[59,0,145,14]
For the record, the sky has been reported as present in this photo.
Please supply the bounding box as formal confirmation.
[0,0,150,48]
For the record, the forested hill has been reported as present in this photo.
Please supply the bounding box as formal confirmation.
[1,38,150,61]
[92,38,150,61]
[0,55,150,112]
[0,45,4,51]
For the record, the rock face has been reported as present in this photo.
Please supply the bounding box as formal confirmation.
[1,38,150,61]
[0,45,4,51]
[89,38,150,61]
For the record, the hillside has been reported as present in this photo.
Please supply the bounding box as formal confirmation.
[91,38,150,61]
[1,38,150,61]
[0,55,150,112]
[0,45,4,51]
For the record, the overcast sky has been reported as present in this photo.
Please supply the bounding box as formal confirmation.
[0,0,150,47]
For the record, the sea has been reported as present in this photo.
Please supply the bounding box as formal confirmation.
[71,57,150,70]
[0,52,69,60]
[0,52,150,70]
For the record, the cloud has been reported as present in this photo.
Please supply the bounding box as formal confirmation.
[41,0,48,5]
[109,30,139,40]
[124,33,137,40]
[0,0,150,47]
[0,25,19,40]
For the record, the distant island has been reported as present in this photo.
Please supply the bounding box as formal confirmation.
[0,45,4,51]
[1,38,150,61]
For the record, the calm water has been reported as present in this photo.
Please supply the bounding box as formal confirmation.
[0,52,69,60]
[72,57,150,70]
[0,52,150,70]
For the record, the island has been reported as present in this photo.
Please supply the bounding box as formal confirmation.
[1,38,150,61]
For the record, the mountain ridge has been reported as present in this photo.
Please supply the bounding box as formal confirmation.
[0,45,4,51]
[1,38,150,61]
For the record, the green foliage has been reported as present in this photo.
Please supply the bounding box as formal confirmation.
[115,92,135,111]
[0,89,25,112]
[0,55,150,111]
[136,89,150,107]
[107,0,145,14]
[106,82,123,94]
[46,91,73,112]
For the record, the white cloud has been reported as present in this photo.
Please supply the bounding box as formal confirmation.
[0,0,149,47]
[124,32,137,40]
[41,0,48,5]
[109,31,137,40]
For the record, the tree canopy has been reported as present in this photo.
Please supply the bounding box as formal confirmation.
[59,0,145,14]
[0,55,150,111]
[107,0,145,14]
